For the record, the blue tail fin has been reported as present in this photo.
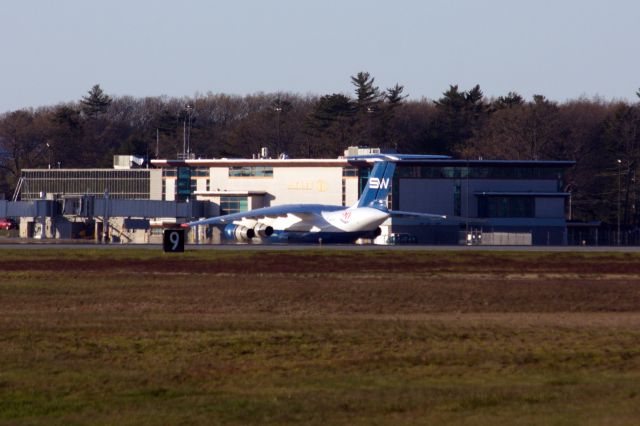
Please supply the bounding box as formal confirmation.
[356,161,396,208]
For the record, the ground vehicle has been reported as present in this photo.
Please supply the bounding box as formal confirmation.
[0,218,16,230]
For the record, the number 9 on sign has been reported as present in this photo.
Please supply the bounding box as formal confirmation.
[163,229,185,253]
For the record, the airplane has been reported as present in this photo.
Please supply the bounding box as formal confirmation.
[181,159,446,244]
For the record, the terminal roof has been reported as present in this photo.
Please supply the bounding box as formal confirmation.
[150,157,575,168]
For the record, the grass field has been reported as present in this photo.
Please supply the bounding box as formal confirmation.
[1,248,640,425]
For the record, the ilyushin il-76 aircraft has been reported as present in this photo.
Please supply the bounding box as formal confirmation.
[181,157,446,243]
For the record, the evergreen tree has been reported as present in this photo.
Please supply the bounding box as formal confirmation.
[385,84,407,106]
[433,85,487,153]
[435,85,467,112]
[465,84,487,120]
[305,94,356,156]
[465,84,484,105]
[311,94,356,125]
[493,92,524,110]
[80,84,112,118]
[380,84,408,150]
[350,72,382,146]
[350,71,380,111]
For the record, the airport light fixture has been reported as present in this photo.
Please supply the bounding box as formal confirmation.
[275,104,282,154]
[186,105,193,157]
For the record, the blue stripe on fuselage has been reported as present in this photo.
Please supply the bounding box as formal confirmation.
[268,229,378,244]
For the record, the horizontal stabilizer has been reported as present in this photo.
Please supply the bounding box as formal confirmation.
[390,210,446,220]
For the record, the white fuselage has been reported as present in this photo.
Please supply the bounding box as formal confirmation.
[236,206,389,234]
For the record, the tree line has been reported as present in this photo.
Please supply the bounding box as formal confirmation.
[1,73,640,228]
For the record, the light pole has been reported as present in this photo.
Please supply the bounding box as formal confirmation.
[46,142,51,169]
[564,183,574,221]
[618,159,622,246]
[186,105,193,157]
[275,104,282,155]
[182,117,186,158]
[366,106,374,144]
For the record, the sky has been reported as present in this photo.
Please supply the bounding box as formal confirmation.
[1,0,639,113]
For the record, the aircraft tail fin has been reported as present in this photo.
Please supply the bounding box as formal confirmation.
[355,161,396,209]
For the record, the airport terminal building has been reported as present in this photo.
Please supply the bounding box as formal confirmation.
[152,154,572,245]
[6,150,574,245]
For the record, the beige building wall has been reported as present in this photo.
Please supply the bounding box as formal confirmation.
[344,177,359,207]
[149,169,163,200]
[164,179,176,201]
[208,166,345,206]
[195,177,208,192]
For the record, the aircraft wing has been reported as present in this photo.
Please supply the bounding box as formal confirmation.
[183,204,343,227]
[389,210,447,220]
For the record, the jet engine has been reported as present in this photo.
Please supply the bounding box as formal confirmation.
[223,224,256,241]
[253,223,274,238]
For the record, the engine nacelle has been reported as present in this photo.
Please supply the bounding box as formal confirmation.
[223,224,256,241]
[254,223,274,238]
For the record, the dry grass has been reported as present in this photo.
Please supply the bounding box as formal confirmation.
[1,249,640,425]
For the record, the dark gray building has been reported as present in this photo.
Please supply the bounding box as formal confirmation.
[350,158,574,245]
